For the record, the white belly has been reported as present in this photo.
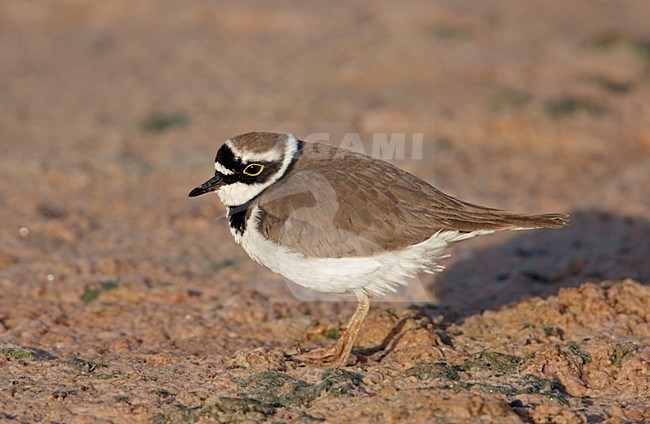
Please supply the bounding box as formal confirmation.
[236,206,491,297]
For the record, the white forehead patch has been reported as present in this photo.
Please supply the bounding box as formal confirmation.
[225,139,283,163]
[215,162,235,175]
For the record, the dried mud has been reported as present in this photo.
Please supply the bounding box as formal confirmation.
[1,1,649,423]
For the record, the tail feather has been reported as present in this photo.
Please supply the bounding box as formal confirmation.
[440,209,569,232]
[501,212,570,230]
[425,184,569,233]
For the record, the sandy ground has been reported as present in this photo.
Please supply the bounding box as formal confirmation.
[1,1,649,422]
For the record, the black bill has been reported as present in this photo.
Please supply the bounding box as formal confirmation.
[188,174,223,197]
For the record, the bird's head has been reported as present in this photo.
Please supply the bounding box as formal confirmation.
[189,132,301,206]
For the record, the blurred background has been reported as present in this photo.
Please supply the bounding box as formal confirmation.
[0,1,649,420]
[1,0,648,304]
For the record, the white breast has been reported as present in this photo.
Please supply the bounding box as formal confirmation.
[234,206,492,297]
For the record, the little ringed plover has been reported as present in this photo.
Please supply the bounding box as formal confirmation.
[189,131,568,366]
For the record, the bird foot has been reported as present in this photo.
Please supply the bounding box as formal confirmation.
[291,293,371,368]
[292,345,355,367]
[293,346,340,362]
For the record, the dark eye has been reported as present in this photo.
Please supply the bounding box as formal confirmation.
[243,163,265,176]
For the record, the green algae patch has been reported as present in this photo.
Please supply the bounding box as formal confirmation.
[210,259,235,272]
[238,371,322,408]
[519,375,570,406]
[545,97,606,118]
[543,326,563,337]
[80,280,118,303]
[202,396,276,422]
[423,374,571,406]
[609,343,637,367]
[1,346,34,361]
[562,341,592,364]
[405,362,461,381]
[238,369,364,408]
[140,111,188,134]
[464,351,523,375]
[65,357,105,374]
[319,368,363,396]
[324,327,341,340]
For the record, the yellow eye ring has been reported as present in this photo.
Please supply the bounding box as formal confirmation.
[243,163,265,176]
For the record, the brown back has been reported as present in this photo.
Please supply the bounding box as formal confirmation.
[255,142,567,258]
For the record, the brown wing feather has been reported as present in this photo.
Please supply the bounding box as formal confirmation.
[255,142,568,258]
